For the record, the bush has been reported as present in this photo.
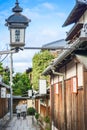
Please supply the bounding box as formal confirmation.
[35,112,40,120]
[27,107,36,115]
[44,116,50,123]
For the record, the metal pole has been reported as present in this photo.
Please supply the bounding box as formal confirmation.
[10,52,13,119]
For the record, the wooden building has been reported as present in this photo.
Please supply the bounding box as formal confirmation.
[34,89,50,129]
[13,96,33,113]
[42,0,87,130]
[0,82,10,126]
[34,88,50,118]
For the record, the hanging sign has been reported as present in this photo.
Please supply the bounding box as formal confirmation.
[72,77,77,93]
[1,87,6,98]
[28,90,32,97]
[6,94,11,98]
[39,79,46,94]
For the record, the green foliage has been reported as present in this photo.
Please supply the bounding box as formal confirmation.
[32,50,55,90]
[0,63,10,85]
[45,128,51,130]
[12,72,32,96]
[27,107,36,115]
[35,112,40,120]
[0,63,4,72]
[3,71,10,85]
[44,116,50,123]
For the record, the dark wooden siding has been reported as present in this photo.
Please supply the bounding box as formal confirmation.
[84,71,87,130]
[51,73,87,130]
[51,85,54,123]
[35,99,39,113]
[40,104,47,117]
[0,98,9,118]
[51,83,62,130]
[54,84,58,128]
[77,89,84,130]
[66,79,72,130]
[71,88,77,130]
[58,83,62,130]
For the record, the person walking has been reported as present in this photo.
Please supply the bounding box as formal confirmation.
[21,102,27,119]
[16,104,21,119]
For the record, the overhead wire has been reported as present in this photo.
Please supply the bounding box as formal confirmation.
[0,54,9,63]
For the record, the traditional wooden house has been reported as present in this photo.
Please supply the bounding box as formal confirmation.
[0,82,10,127]
[33,88,50,129]
[13,96,33,113]
[34,88,50,118]
[42,0,87,130]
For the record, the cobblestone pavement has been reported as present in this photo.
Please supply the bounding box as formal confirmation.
[2,115,41,130]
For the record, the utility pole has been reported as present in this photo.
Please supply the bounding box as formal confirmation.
[10,52,13,119]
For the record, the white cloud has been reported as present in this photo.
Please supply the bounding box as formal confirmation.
[56,12,66,18]
[42,2,55,10]
[12,50,39,73]
[13,62,32,73]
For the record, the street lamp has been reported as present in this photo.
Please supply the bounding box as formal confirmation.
[5,0,31,119]
[5,0,31,50]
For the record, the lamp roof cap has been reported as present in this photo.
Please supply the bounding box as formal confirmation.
[12,0,23,13]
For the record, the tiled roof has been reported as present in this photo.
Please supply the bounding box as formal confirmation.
[42,37,87,75]
[0,82,10,89]
[63,1,87,27]
[42,39,67,49]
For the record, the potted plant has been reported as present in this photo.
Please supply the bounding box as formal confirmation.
[44,116,50,129]
[27,107,36,115]
[35,112,40,124]
[44,116,50,123]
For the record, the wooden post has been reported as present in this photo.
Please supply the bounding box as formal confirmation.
[62,76,66,130]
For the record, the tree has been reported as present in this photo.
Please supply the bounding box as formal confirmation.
[12,72,32,96]
[0,63,10,85]
[32,50,55,90]
[3,70,10,85]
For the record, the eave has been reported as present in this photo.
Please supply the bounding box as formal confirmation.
[34,94,50,99]
[13,96,32,99]
[63,2,87,27]
[66,23,83,41]
[0,82,10,89]
[42,37,87,75]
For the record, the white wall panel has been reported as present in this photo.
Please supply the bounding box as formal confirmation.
[54,76,58,83]
[79,10,87,23]
[77,63,83,87]
[66,61,76,79]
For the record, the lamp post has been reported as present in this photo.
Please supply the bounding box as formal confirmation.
[5,0,31,119]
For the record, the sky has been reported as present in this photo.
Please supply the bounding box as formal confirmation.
[0,0,76,73]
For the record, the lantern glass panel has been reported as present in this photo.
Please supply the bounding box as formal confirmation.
[10,28,25,46]
[15,29,20,42]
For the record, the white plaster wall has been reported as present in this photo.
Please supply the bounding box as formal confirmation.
[54,75,58,83]
[79,10,87,23]
[27,100,32,108]
[50,61,83,87]
[77,63,83,87]
[58,67,65,82]
[66,61,76,79]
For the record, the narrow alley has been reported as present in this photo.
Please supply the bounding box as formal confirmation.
[1,115,41,130]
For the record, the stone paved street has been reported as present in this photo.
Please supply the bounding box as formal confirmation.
[1,115,41,130]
